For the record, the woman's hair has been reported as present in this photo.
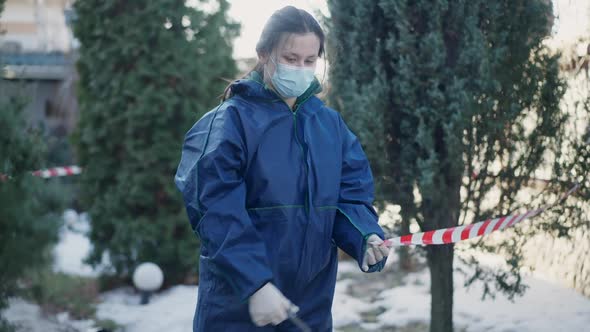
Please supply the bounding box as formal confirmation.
[222,6,325,101]
[254,6,325,71]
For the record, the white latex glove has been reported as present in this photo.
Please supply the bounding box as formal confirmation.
[362,234,389,271]
[248,282,298,327]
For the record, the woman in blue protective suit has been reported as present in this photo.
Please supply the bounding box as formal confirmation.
[174,6,389,332]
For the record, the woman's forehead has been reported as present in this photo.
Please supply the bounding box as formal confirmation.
[276,33,320,57]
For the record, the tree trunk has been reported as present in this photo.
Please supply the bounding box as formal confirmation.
[399,217,413,270]
[427,244,454,332]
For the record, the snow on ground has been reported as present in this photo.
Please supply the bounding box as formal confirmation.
[370,260,590,332]
[3,210,590,331]
[334,252,590,331]
[96,286,197,331]
[52,211,97,277]
[53,210,113,278]
[332,278,370,327]
[2,298,95,332]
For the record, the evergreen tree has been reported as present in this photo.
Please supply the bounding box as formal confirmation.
[0,89,62,332]
[1,2,63,330]
[73,0,239,284]
[327,1,588,331]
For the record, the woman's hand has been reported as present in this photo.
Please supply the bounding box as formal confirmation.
[248,282,298,326]
[362,234,389,271]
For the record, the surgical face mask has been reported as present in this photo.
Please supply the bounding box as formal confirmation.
[269,57,315,98]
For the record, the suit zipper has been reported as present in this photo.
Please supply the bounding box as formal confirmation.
[292,108,310,216]
[274,97,313,217]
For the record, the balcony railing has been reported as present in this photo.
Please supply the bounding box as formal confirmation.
[1,52,73,80]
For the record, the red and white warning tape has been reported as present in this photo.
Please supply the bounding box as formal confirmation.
[32,165,82,178]
[2,165,582,249]
[1,165,82,181]
[383,183,580,247]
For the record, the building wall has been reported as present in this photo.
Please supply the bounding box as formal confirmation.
[0,0,73,53]
[1,0,78,161]
[0,79,71,135]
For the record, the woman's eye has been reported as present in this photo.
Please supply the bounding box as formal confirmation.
[286,58,296,63]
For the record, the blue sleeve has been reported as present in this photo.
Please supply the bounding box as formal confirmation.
[332,113,387,273]
[174,105,273,301]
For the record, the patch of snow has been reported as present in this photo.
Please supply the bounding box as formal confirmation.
[52,210,112,277]
[52,224,97,277]
[96,286,197,332]
[454,266,590,332]
[337,259,358,276]
[1,298,95,332]
[374,269,431,325]
[374,258,590,331]
[332,278,371,328]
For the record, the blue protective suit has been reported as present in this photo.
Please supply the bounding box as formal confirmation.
[174,71,386,331]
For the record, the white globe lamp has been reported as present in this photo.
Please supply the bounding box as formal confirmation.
[132,262,164,304]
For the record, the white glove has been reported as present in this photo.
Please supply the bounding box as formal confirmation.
[248,282,298,327]
[362,234,389,271]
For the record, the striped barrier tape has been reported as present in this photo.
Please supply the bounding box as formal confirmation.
[0,165,83,181]
[383,183,580,247]
[4,166,582,248]
[31,165,82,178]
